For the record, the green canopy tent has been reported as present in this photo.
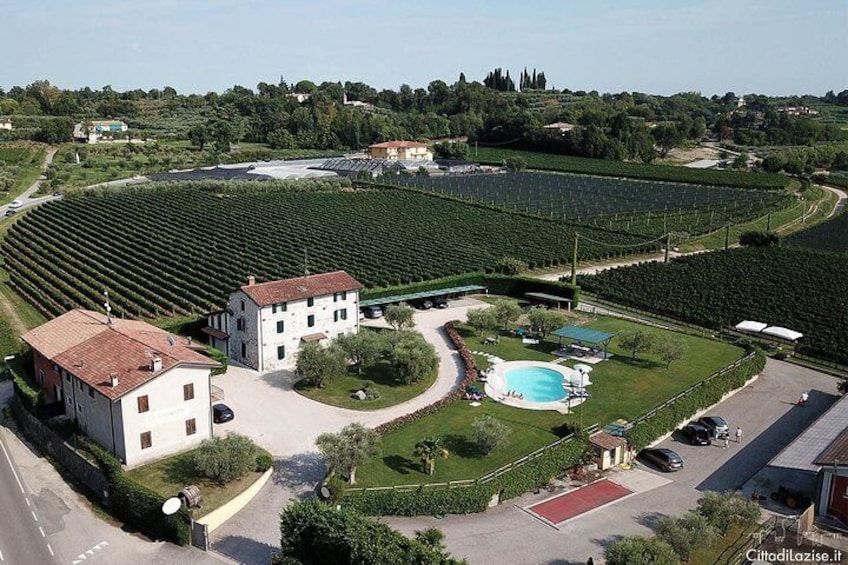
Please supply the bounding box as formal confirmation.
[551,326,616,360]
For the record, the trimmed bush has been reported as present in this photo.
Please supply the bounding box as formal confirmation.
[193,433,259,484]
[344,484,492,516]
[255,451,275,473]
[279,499,461,565]
[82,439,190,545]
[11,369,43,412]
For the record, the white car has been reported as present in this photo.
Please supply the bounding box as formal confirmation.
[8,200,23,209]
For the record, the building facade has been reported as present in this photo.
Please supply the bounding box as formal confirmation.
[73,120,129,143]
[22,309,219,467]
[220,271,363,372]
[369,141,433,161]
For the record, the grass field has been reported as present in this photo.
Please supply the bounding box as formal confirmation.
[294,359,438,411]
[125,448,269,519]
[0,143,46,204]
[354,317,742,487]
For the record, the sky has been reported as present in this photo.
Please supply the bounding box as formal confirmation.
[1,0,846,97]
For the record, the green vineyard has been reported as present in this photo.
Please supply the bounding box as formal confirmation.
[784,210,848,254]
[578,247,848,363]
[388,172,792,236]
[2,181,653,319]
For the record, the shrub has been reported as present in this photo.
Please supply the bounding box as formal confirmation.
[296,342,346,388]
[344,484,492,516]
[193,433,259,484]
[695,491,761,535]
[324,475,347,505]
[279,499,461,565]
[655,512,717,562]
[739,231,779,247]
[11,369,43,412]
[604,536,680,565]
[389,331,438,385]
[472,415,512,455]
[255,451,274,473]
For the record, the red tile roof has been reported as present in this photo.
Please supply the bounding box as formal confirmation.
[22,309,218,401]
[590,431,627,451]
[369,141,429,149]
[239,271,363,307]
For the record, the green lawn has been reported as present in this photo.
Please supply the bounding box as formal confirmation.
[294,359,438,411]
[688,523,761,565]
[125,448,268,519]
[354,317,742,487]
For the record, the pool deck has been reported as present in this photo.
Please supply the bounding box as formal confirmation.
[484,360,588,413]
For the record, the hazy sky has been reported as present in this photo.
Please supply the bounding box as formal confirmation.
[2,0,846,96]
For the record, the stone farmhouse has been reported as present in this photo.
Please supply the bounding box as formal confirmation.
[369,140,433,161]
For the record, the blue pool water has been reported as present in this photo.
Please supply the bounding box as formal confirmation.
[504,366,568,402]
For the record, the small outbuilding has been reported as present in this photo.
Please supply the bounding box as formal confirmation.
[590,431,629,471]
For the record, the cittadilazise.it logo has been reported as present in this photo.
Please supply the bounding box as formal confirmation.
[747,547,843,562]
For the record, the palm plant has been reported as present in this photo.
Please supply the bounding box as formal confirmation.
[413,437,449,476]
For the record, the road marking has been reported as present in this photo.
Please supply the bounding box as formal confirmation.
[0,548,4,561]
[38,526,45,537]
[0,437,25,494]
[47,544,53,556]
[25,498,30,507]
[31,510,38,522]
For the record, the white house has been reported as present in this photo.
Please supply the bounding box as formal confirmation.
[0,117,12,131]
[73,119,128,143]
[369,141,434,161]
[21,309,220,468]
[215,271,363,372]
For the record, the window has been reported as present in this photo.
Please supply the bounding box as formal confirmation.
[87,385,94,398]
[236,318,245,331]
[333,308,347,322]
[307,314,315,328]
[185,418,197,436]
[334,291,346,302]
[183,383,195,401]
[241,342,247,358]
[276,320,284,334]
[137,395,149,413]
[64,371,70,383]
[280,302,287,312]
[240,299,245,312]
[277,345,285,360]
[140,431,152,450]
[271,304,277,314]
[307,297,314,307]
[38,369,44,385]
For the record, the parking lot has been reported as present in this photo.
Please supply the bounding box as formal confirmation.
[385,359,840,565]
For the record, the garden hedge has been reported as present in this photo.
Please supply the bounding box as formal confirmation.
[11,369,43,412]
[625,351,766,450]
[82,439,191,545]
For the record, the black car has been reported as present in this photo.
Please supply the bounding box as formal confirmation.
[432,297,448,309]
[640,448,684,472]
[698,416,729,438]
[4,209,16,217]
[212,403,235,423]
[410,299,433,310]
[680,422,712,445]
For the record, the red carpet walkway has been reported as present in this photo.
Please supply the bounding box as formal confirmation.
[527,479,633,525]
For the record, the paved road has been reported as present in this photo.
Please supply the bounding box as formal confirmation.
[2,147,61,217]
[0,425,57,565]
[384,360,840,564]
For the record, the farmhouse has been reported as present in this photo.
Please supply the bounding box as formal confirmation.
[369,140,433,161]
[73,119,128,143]
[0,117,12,130]
[21,309,220,467]
[211,271,363,373]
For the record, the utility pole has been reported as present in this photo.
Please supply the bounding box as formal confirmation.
[571,232,579,286]
[664,233,671,263]
[724,225,730,250]
[766,213,771,232]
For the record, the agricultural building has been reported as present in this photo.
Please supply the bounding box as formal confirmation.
[314,158,404,178]
[215,271,363,373]
[0,117,12,130]
[73,119,128,143]
[369,140,433,161]
[21,309,220,467]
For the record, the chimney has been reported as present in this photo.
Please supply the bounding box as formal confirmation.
[151,357,162,372]
[109,374,119,389]
[247,275,256,286]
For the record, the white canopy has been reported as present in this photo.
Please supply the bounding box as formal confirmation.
[762,326,804,341]
[735,320,768,332]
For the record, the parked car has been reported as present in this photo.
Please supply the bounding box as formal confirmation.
[410,298,433,310]
[52,191,63,198]
[680,422,712,445]
[212,403,235,423]
[640,448,684,472]
[432,297,448,309]
[698,416,729,438]
[361,305,383,319]
[4,209,16,217]
[8,200,23,209]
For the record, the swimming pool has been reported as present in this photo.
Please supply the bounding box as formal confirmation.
[504,366,568,403]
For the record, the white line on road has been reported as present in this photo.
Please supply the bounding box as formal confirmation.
[25,498,30,507]
[47,544,53,556]
[0,437,25,494]
[31,510,38,521]
[38,526,45,537]
[0,548,4,561]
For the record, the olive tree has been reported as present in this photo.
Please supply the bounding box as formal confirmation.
[385,304,415,331]
[193,433,259,484]
[295,342,346,388]
[466,308,498,336]
[617,329,656,360]
[491,299,522,330]
[315,423,381,485]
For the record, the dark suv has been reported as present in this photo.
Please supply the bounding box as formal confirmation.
[432,297,448,309]
[409,299,433,310]
[698,416,729,439]
[640,448,684,472]
[680,422,712,445]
